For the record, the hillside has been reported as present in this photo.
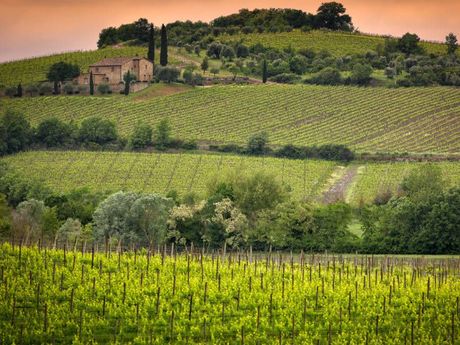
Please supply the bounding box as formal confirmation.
[2,84,459,154]
[3,151,460,205]
[221,30,451,57]
[0,46,186,87]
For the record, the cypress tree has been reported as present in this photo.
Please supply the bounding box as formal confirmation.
[148,24,155,63]
[160,24,168,66]
[17,83,23,97]
[262,59,268,83]
[89,71,94,95]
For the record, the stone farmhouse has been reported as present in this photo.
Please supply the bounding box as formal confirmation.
[76,57,154,89]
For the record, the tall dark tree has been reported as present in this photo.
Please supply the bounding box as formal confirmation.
[262,59,268,83]
[89,72,94,95]
[446,33,458,55]
[160,24,168,66]
[398,33,422,55]
[47,62,80,95]
[315,2,353,31]
[123,71,136,96]
[17,83,23,98]
[148,24,155,63]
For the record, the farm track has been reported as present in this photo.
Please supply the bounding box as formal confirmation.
[322,165,358,204]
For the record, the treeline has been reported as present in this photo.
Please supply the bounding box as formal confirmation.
[0,111,355,162]
[97,3,353,48]
[1,161,458,254]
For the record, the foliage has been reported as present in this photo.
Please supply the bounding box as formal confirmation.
[78,117,118,145]
[315,2,353,31]
[129,122,153,149]
[147,24,155,62]
[307,67,342,85]
[97,18,150,48]
[247,131,270,155]
[0,110,32,155]
[160,24,168,66]
[268,73,301,84]
[350,63,373,85]
[154,66,180,83]
[397,33,423,55]
[46,61,80,83]
[123,71,136,95]
[96,83,111,94]
[35,117,75,147]
[445,33,458,55]
[155,118,172,150]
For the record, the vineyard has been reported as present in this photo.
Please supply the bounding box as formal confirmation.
[0,151,337,200]
[221,30,452,57]
[0,47,185,87]
[3,151,460,205]
[2,84,460,154]
[0,243,459,344]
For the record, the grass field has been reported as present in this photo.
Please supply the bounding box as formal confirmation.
[3,151,460,205]
[221,30,451,57]
[1,243,459,344]
[2,84,459,154]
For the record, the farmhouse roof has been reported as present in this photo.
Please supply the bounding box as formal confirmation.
[90,57,140,67]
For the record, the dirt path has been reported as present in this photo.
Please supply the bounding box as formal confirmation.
[322,165,358,204]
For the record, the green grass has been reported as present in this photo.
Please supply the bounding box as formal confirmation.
[3,151,460,205]
[1,151,337,200]
[2,84,459,154]
[221,29,451,57]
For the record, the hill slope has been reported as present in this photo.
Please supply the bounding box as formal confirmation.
[221,30,450,57]
[2,84,459,154]
[3,151,460,204]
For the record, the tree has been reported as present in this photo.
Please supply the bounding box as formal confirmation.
[56,218,81,245]
[126,195,174,245]
[446,33,458,55]
[228,65,240,81]
[289,54,309,75]
[398,33,422,55]
[46,62,80,93]
[93,192,140,243]
[36,117,74,147]
[201,56,209,74]
[155,118,172,150]
[315,2,353,31]
[309,67,342,85]
[97,27,118,48]
[0,110,32,155]
[160,24,168,66]
[123,71,136,95]
[247,131,269,155]
[78,117,118,145]
[262,59,268,83]
[89,71,94,95]
[13,199,46,243]
[17,83,22,98]
[155,66,180,83]
[210,67,220,77]
[210,198,248,248]
[130,122,153,149]
[147,24,155,63]
[350,63,373,85]
[400,164,444,203]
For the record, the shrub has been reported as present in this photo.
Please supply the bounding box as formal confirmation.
[78,117,118,145]
[307,67,342,85]
[63,83,74,95]
[350,63,373,85]
[129,122,153,149]
[5,87,16,98]
[155,66,180,83]
[39,82,53,95]
[25,84,39,97]
[269,73,301,84]
[97,83,111,94]
[247,131,270,155]
[36,118,74,147]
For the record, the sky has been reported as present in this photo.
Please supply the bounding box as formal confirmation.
[0,0,459,62]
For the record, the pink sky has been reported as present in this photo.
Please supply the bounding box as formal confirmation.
[0,0,459,62]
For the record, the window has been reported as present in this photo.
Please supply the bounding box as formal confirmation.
[111,67,114,72]
[145,65,147,70]
[96,67,99,72]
